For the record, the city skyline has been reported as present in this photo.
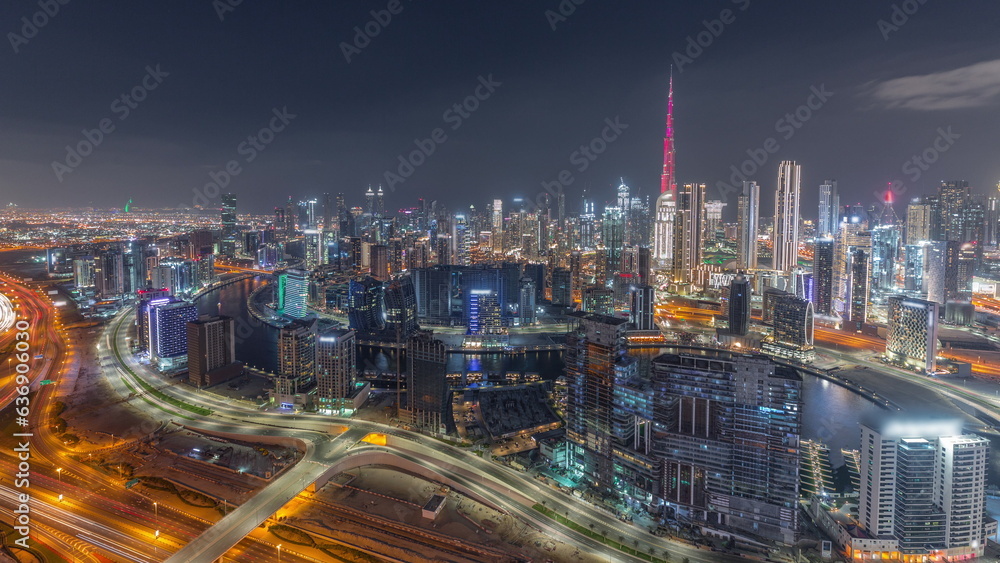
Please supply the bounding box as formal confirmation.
[2,3,1000,216]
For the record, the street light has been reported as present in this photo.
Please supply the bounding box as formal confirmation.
[277,544,282,562]
[56,468,62,482]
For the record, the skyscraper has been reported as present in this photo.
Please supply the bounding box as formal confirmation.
[736,181,759,270]
[629,284,655,331]
[660,71,676,194]
[187,315,240,388]
[348,276,385,339]
[370,244,389,280]
[847,247,870,331]
[276,318,317,399]
[221,193,237,239]
[938,180,970,242]
[564,312,632,494]
[812,237,834,316]
[602,205,626,278]
[727,274,751,335]
[763,293,814,360]
[383,275,418,340]
[316,328,356,414]
[905,199,933,245]
[772,161,801,272]
[653,190,675,269]
[870,225,901,302]
[885,295,939,373]
[817,180,838,236]
[407,331,448,430]
[671,183,704,283]
[277,268,309,319]
[551,267,572,307]
[581,285,614,316]
[148,299,198,371]
[491,199,503,254]
[649,352,802,544]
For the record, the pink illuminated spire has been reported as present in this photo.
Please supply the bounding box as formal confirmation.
[660,68,676,194]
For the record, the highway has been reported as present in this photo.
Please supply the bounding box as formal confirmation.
[0,273,318,563]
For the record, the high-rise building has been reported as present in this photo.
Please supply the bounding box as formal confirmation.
[467,289,501,335]
[885,295,939,373]
[581,286,614,316]
[135,289,171,352]
[986,195,1000,247]
[187,315,240,388]
[316,328,356,414]
[671,183,704,283]
[551,267,572,307]
[764,293,814,360]
[649,352,802,544]
[383,275,418,340]
[602,205,626,277]
[858,420,989,560]
[221,193,237,239]
[277,268,309,319]
[95,247,125,299]
[629,284,655,331]
[348,276,385,339]
[660,72,676,194]
[938,180,970,242]
[870,225,900,302]
[772,161,802,272]
[564,312,632,494]
[905,199,933,245]
[73,255,95,289]
[812,237,834,316]
[727,274,751,335]
[847,247,870,331]
[702,199,726,243]
[653,190,675,269]
[924,240,959,305]
[148,299,198,371]
[407,331,448,430]
[365,185,375,217]
[370,244,389,280]
[736,181,759,270]
[276,318,317,398]
[903,243,926,292]
[518,277,536,327]
[818,180,838,236]
[491,199,503,254]
[303,229,321,269]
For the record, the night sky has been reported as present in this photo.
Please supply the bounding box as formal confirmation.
[2,1,999,219]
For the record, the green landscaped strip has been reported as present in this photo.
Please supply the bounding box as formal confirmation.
[111,317,212,417]
[532,504,666,563]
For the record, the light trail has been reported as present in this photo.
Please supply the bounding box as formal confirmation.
[0,290,15,333]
